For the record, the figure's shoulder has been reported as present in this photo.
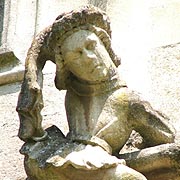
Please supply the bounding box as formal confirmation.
[110,88,151,109]
[110,87,139,101]
[108,87,129,106]
[106,87,151,109]
[126,89,144,104]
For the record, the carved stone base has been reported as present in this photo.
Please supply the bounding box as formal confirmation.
[21,125,179,180]
[21,126,147,180]
[119,143,180,180]
[24,160,148,180]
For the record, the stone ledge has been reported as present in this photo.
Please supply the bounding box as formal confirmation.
[0,68,24,86]
[0,46,24,85]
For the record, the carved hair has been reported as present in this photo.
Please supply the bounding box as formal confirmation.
[47,5,121,90]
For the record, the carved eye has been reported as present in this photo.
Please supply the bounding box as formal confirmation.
[75,48,83,55]
[86,41,96,50]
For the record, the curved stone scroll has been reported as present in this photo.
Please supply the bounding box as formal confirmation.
[16,25,54,141]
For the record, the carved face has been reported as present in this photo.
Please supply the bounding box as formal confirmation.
[61,30,116,83]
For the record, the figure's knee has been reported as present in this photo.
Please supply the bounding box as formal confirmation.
[104,164,147,180]
[115,164,147,180]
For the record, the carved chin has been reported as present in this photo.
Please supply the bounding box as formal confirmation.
[88,68,113,83]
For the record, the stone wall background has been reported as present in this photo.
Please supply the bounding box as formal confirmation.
[149,43,180,131]
[0,0,180,179]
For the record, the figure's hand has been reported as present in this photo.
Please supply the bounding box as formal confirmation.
[17,80,45,142]
[65,145,125,170]
[18,112,47,142]
[18,116,48,142]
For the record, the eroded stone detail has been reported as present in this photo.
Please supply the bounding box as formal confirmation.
[119,143,180,180]
[16,5,176,180]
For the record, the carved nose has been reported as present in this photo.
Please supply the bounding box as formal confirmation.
[83,48,96,59]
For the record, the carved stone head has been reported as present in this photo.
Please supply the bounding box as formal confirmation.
[47,5,121,90]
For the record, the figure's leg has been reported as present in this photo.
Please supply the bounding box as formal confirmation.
[94,117,132,155]
[92,88,134,155]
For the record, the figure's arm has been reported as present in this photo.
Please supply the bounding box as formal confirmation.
[16,26,54,142]
[128,91,175,147]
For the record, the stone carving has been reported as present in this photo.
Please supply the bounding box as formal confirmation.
[16,6,176,180]
[120,143,180,180]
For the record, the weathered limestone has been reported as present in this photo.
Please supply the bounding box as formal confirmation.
[16,6,178,180]
[0,48,19,72]
[0,47,24,85]
[0,1,179,180]
[119,143,180,180]
[21,126,147,180]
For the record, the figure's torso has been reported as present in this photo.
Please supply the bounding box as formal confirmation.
[65,87,132,154]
